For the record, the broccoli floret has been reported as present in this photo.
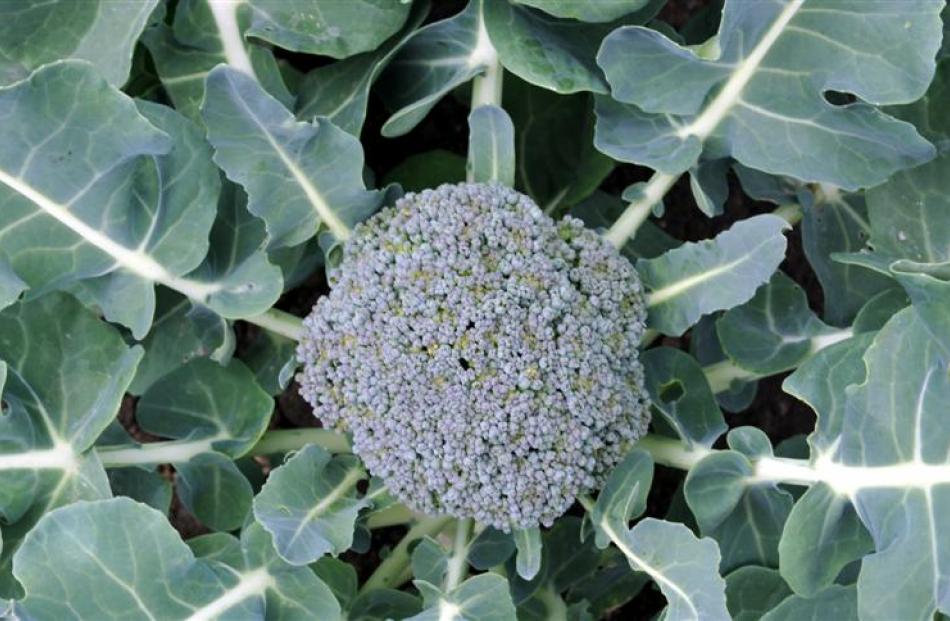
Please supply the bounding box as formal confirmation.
[297,183,650,530]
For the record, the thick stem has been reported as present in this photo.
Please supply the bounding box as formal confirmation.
[444,518,473,590]
[243,308,305,341]
[469,2,503,112]
[361,516,453,593]
[207,0,257,78]
[250,428,350,455]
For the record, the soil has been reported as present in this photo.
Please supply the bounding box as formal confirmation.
[139,0,823,616]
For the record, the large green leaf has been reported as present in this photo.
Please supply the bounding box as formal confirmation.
[295,1,429,135]
[0,62,278,332]
[638,215,789,336]
[245,0,411,58]
[203,65,382,250]
[377,1,490,137]
[410,574,517,621]
[10,498,342,620]
[141,0,292,123]
[0,0,159,87]
[595,0,941,189]
[717,272,848,376]
[724,566,792,621]
[0,294,137,596]
[253,445,368,566]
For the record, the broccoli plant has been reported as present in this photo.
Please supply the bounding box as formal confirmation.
[0,1,948,620]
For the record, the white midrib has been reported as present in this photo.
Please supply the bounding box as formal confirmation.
[0,441,77,472]
[677,0,806,140]
[0,169,221,302]
[601,520,699,619]
[287,466,364,546]
[207,0,257,78]
[186,568,273,621]
[95,434,228,467]
[226,81,352,242]
[645,234,778,308]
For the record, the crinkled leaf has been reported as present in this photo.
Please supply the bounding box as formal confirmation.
[891,260,950,356]
[593,518,730,621]
[409,574,517,621]
[203,65,382,250]
[128,290,232,395]
[638,215,789,336]
[717,272,846,376]
[0,62,274,328]
[595,0,940,188]
[801,188,892,325]
[245,0,411,58]
[253,444,368,565]
[467,105,515,186]
[642,347,728,447]
[377,1,489,137]
[295,1,429,134]
[131,358,273,460]
[484,1,616,94]
[0,0,159,86]
[590,449,653,549]
[141,0,292,122]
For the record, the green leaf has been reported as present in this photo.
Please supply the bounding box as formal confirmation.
[505,77,613,212]
[377,1,489,137]
[245,0,411,58]
[484,1,616,94]
[409,574,518,621]
[133,358,273,459]
[638,215,789,336]
[295,0,430,135]
[778,483,871,597]
[411,537,449,585]
[107,467,172,514]
[0,260,26,312]
[350,589,423,620]
[0,293,138,523]
[591,517,730,621]
[11,498,341,620]
[467,105,515,187]
[0,62,274,328]
[595,1,940,189]
[312,557,359,612]
[381,150,467,193]
[724,566,792,621]
[761,585,858,621]
[177,453,254,531]
[590,450,653,549]
[513,527,542,581]
[203,65,382,249]
[801,188,893,325]
[127,290,231,395]
[512,0,657,23]
[467,528,516,571]
[642,347,728,447]
[141,0,292,123]
[0,0,159,86]
[686,429,793,572]
[253,444,368,565]
[243,330,298,395]
[717,272,847,376]
[891,260,950,355]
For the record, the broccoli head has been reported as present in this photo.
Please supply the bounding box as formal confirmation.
[297,182,650,530]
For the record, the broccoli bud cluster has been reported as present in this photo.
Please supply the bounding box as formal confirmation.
[297,183,650,530]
